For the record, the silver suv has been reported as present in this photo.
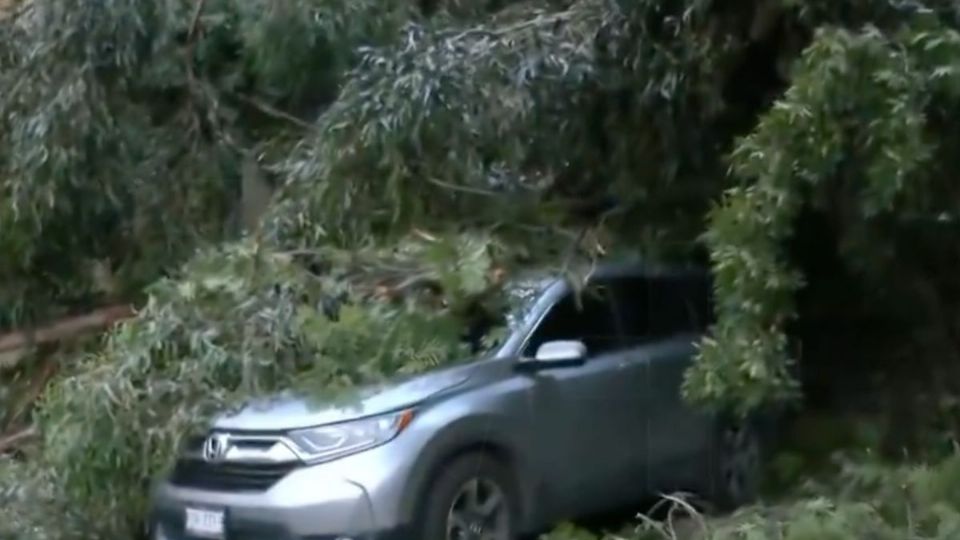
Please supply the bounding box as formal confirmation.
[150,262,764,540]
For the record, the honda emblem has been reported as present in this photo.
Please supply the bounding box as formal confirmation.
[202,433,231,463]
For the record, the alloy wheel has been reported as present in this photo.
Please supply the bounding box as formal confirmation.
[445,477,511,540]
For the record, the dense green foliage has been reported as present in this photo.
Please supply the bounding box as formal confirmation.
[540,451,960,540]
[688,15,960,413]
[0,0,416,327]
[5,0,960,538]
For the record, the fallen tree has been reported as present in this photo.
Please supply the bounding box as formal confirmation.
[4,0,960,539]
[0,305,133,452]
[0,305,134,363]
[0,426,37,454]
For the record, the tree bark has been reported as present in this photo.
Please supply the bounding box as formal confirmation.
[0,305,135,358]
[0,426,38,454]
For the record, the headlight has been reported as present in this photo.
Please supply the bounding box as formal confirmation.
[287,409,415,463]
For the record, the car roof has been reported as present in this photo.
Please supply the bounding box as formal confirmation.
[506,258,709,292]
[587,258,710,281]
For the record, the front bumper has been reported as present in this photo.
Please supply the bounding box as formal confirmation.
[150,443,414,540]
[152,512,407,540]
[151,482,390,540]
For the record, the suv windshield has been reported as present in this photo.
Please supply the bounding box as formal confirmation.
[461,277,552,355]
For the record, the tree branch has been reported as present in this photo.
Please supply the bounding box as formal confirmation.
[0,305,135,355]
[188,0,206,39]
[4,356,58,429]
[232,92,315,130]
[427,176,499,196]
[183,0,207,138]
[446,9,580,43]
[0,426,38,454]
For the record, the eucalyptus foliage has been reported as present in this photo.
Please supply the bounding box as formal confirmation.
[0,0,415,328]
[686,12,960,415]
[6,0,960,538]
[542,452,960,540]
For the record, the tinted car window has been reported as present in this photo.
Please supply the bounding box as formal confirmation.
[607,277,651,344]
[523,283,621,357]
[610,275,713,344]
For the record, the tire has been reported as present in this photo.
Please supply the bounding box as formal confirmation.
[417,452,521,540]
[706,417,763,512]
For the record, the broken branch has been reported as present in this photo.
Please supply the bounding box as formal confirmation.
[0,426,38,454]
[0,305,135,355]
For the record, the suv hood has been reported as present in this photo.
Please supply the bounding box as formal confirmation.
[212,364,473,431]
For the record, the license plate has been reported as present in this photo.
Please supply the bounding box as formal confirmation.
[184,507,225,538]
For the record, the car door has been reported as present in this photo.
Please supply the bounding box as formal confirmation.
[523,280,650,518]
[612,273,715,493]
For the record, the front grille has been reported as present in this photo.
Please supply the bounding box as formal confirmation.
[169,458,299,492]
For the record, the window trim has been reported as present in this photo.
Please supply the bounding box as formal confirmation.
[516,288,563,359]
[517,278,624,359]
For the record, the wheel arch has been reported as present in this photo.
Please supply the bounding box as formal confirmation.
[399,416,540,533]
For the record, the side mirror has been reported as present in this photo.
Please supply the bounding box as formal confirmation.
[518,340,587,371]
